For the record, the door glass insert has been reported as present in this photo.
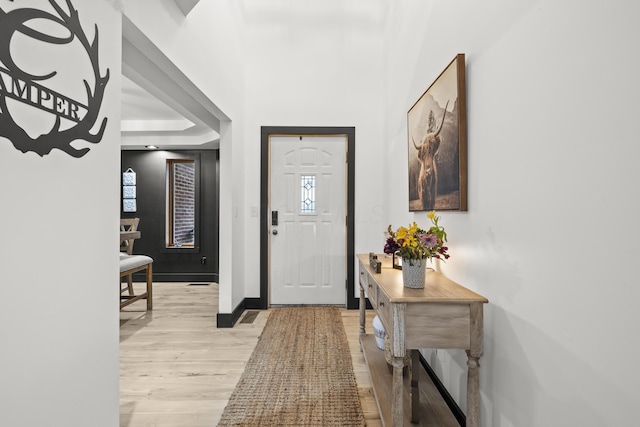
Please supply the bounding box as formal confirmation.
[300,175,316,214]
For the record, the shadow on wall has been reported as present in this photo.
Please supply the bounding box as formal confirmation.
[436,225,625,426]
[478,306,624,426]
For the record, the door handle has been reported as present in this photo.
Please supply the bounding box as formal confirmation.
[272,230,278,235]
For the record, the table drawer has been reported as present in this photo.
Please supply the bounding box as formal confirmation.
[359,265,368,289]
[360,264,378,307]
[376,285,392,332]
[367,273,378,307]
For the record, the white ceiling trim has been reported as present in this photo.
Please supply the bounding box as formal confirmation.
[121,119,195,132]
[121,129,220,151]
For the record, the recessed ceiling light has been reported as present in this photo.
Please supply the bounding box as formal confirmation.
[145,145,159,150]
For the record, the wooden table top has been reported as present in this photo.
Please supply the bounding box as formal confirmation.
[358,253,488,304]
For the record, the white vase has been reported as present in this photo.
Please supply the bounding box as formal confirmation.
[372,315,385,350]
[402,258,427,289]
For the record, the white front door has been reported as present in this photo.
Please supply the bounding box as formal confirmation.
[269,135,346,305]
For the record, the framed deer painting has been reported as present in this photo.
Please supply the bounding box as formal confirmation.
[407,53,467,211]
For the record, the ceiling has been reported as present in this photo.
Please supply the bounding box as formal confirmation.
[121,75,186,123]
[120,75,219,151]
[120,1,223,151]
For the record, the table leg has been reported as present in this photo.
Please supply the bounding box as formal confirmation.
[392,356,404,427]
[359,285,366,335]
[467,302,484,427]
[410,349,420,423]
[466,351,480,427]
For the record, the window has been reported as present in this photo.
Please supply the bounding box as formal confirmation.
[300,174,316,214]
[166,159,195,248]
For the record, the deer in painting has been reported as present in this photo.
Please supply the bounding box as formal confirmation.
[412,101,448,210]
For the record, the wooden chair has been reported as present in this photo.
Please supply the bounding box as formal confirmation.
[119,217,153,310]
[120,217,140,255]
[119,254,153,310]
[120,218,140,295]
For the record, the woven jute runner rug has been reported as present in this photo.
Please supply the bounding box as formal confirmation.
[217,306,365,426]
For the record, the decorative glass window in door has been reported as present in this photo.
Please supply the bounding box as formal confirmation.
[300,175,316,214]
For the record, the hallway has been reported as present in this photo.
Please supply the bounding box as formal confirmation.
[119,283,381,426]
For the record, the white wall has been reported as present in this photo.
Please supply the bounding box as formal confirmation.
[125,0,389,312]
[102,2,639,424]
[241,0,388,299]
[0,1,121,426]
[382,0,640,425]
[121,0,246,313]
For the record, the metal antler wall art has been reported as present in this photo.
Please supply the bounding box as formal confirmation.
[0,0,110,158]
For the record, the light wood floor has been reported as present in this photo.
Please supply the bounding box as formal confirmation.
[120,282,382,427]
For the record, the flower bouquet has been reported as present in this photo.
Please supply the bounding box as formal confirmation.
[383,211,449,287]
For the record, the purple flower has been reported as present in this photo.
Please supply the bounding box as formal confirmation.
[419,233,438,248]
[383,237,400,254]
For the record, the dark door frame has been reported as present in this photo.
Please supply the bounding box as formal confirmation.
[259,126,357,309]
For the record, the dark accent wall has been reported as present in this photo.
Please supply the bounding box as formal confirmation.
[121,150,219,282]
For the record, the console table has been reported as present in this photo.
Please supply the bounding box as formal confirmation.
[357,254,488,427]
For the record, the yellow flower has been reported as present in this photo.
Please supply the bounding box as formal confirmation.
[396,226,408,240]
[383,212,450,261]
[403,235,417,248]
